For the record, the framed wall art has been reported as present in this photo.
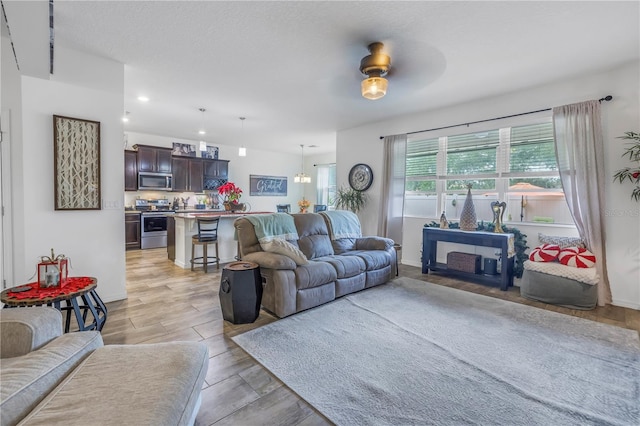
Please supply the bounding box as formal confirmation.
[202,145,219,159]
[53,115,101,210]
[249,175,287,196]
[172,142,196,157]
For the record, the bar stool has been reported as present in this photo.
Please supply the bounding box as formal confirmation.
[191,218,220,272]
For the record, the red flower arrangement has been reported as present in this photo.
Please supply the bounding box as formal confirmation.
[218,181,243,204]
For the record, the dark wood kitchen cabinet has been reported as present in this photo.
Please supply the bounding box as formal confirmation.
[135,144,172,174]
[124,150,138,191]
[203,159,229,179]
[125,213,141,250]
[172,157,203,193]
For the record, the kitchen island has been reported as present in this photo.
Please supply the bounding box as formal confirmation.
[171,211,272,269]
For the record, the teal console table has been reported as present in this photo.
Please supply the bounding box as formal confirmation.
[422,227,514,291]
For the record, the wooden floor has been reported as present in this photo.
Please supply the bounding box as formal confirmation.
[102,248,640,426]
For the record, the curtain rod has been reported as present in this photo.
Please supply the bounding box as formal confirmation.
[379,95,613,140]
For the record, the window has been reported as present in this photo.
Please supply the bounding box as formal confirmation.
[405,120,572,224]
[316,163,336,209]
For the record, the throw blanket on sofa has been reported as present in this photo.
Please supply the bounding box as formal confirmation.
[320,210,362,240]
[245,213,299,243]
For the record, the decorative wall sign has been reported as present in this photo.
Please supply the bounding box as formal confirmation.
[172,142,196,157]
[53,115,101,210]
[250,175,287,196]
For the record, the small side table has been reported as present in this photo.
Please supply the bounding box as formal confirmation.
[1,277,107,333]
[219,261,262,324]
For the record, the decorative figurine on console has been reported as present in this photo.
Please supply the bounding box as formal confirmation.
[439,211,449,229]
[490,201,507,233]
[37,248,69,288]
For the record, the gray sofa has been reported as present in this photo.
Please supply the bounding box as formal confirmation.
[234,211,396,318]
[0,307,208,426]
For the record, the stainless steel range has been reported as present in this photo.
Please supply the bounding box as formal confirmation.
[136,199,175,249]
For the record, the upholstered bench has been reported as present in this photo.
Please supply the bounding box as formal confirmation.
[521,261,598,310]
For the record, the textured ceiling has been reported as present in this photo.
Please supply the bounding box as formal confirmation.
[5,1,639,154]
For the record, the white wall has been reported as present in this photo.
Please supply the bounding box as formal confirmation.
[1,26,25,289]
[12,46,127,303]
[124,132,307,212]
[337,61,640,309]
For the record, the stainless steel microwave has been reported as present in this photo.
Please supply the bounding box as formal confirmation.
[138,172,173,191]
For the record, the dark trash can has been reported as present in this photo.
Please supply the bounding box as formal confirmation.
[219,261,263,324]
[484,258,498,275]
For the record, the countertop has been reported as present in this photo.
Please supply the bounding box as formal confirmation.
[173,211,273,219]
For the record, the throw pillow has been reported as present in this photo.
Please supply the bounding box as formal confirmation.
[261,238,309,265]
[529,244,561,262]
[558,247,596,268]
[538,233,585,249]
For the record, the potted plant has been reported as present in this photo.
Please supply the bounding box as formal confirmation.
[332,186,368,213]
[218,182,245,211]
[613,131,640,201]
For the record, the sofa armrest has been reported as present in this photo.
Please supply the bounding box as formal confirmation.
[0,307,63,358]
[355,236,395,251]
[243,252,297,270]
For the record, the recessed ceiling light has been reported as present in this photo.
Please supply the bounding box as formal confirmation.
[137,96,149,102]
[198,130,206,135]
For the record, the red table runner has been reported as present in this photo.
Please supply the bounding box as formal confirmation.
[6,277,95,300]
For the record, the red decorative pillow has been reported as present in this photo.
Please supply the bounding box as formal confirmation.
[558,247,596,268]
[529,244,561,262]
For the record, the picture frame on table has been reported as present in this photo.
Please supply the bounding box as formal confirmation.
[53,115,101,210]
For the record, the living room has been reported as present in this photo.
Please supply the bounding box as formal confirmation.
[1,1,639,425]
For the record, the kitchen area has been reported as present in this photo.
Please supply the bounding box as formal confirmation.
[124,143,258,266]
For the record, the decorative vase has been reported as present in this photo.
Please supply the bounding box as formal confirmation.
[300,207,308,213]
[224,202,245,212]
[459,184,478,231]
[491,201,507,233]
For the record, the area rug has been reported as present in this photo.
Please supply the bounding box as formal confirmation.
[232,277,640,425]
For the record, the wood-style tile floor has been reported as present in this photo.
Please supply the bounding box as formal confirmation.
[102,249,640,426]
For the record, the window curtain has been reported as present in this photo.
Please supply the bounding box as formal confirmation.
[378,134,407,244]
[552,100,611,305]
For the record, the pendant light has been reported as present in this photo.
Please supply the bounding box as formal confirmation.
[294,144,311,183]
[238,117,247,157]
[198,108,207,152]
[198,108,206,135]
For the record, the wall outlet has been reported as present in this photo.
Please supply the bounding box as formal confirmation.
[102,200,122,210]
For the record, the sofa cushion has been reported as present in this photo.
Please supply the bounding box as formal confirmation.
[0,331,103,426]
[315,255,366,279]
[19,342,209,426]
[0,307,62,359]
[294,261,337,290]
[261,238,308,265]
[343,250,392,271]
[243,251,297,270]
[292,213,334,259]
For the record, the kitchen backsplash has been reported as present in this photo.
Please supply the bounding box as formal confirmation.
[124,190,221,210]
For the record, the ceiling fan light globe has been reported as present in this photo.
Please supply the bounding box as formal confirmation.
[361,77,388,100]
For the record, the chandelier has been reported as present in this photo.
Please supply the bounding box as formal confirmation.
[294,144,311,183]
